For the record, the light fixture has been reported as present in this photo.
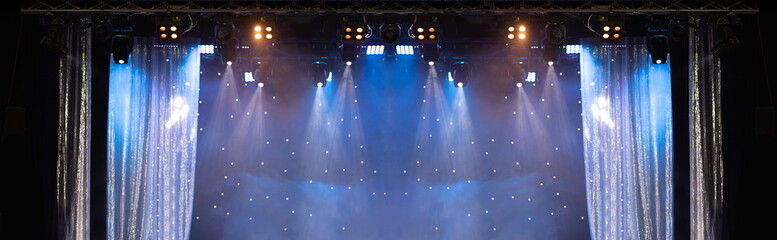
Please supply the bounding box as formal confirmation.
[110,15,133,64]
[252,21,274,41]
[215,22,237,65]
[450,61,470,87]
[711,14,741,57]
[156,16,183,41]
[380,23,400,45]
[342,19,369,43]
[543,20,565,64]
[509,62,527,87]
[412,18,439,43]
[311,61,330,87]
[421,44,439,64]
[647,17,670,64]
[39,15,69,56]
[600,16,624,41]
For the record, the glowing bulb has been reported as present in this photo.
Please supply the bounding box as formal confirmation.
[170,26,177,32]
[266,34,273,39]
[508,33,515,39]
[519,25,526,32]
[255,26,262,32]
[417,27,424,33]
[613,33,620,38]
[346,61,352,66]
[428,61,434,66]
[456,82,464,87]
[428,28,435,33]
[655,59,663,64]
[258,82,265,88]
[255,33,263,39]
[345,27,352,33]
[160,33,168,39]
[355,35,363,40]
[171,33,178,39]
[516,82,523,88]
[317,82,324,87]
[418,35,425,40]
[518,33,526,39]
[508,26,515,32]
[603,26,611,32]
[548,61,554,66]
[265,27,272,32]
[429,35,436,40]
[602,33,610,39]
[614,26,621,31]
[118,59,125,64]
[226,61,233,66]
[159,26,166,31]
[356,27,364,33]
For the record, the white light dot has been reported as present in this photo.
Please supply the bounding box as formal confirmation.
[213,205,217,208]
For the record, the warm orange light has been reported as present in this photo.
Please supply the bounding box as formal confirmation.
[159,26,166,32]
[265,34,273,39]
[508,26,515,32]
[613,33,620,38]
[429,35,436,40]
[417,35,425,40]
[265,27,272,32]
[255,33,263,39]
[170,26,177,32]
[518,33,526,39]
[518,25,526,32]
[603,26,611,32]
[344,34,352,40]
[171,33,178,39]
[417,27,424,33]
[507,33,515,39]
[356,27,364,33]
[355,34,363,40]
[160,33,168,39]
[345,27,352,33]
[254,26,262,32]
[602,33,610,39]
[614,26,621,31]
[428,28,435,33]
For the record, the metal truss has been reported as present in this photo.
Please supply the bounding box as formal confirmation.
[22,1,759,15]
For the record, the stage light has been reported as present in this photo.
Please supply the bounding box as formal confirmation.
[258,82,265,88]
[355,35,363,40]
[345,27,352,33]
[417,27,424,33]
[613,33,620,39]
[255,26,262,32]
[516,82,523,88]
[649,35,669,64]
[602,33,610,39]
[544,20,565,64]
[526,72,536,82]
[110,15,133,64]
[311,61,330,87]
[506,18,529,41]
[429,35,436,40]
[428,28,435,33]
[255,33,263,39]
[450,61,470,87]
[216,22,238,65]
[711,15,741,57]
[266,34,273,40]
[548,61,554,66]
[412,18,439,43]
[418,35,425,40]
[366,45,384,55]
[244,72,256,82]
[156,16,183,41]
[518,33,526,39]
[346,61,352,66]
[508,34,515,40]
[342,20,369,43]
[600,17,624,42]
[344,34,352,40]
[396,45,414,55]
[519,25,527,32]
[381,23,400,45]
[252,22,275,41]
[428,61,434,66]
[603,26,610,32]
[356,27,364,33]
[421,44,439,63]
[226,61,233,66]
[265,26,272,32]
[508,26,515,32]
[614,26,621,31]
[565,44,582,54]
[509,62,527,87]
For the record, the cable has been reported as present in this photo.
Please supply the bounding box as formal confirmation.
[183,14,196,34]
[756,14,774,106]
[585,14,599,36]
[8,12,24,106]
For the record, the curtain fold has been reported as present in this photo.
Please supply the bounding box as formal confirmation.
[107,38,200,240]
[689,16,725,240]
[580,38,674,240]
[57,16,91,240]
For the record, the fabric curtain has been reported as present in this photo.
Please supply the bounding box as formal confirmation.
[688,16,725,240]
[107,38,200,240]
[57,16,92,240]
[580,38,674,240]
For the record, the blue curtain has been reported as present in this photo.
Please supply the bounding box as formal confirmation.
[580,39,674,240]
[107,38,200,240]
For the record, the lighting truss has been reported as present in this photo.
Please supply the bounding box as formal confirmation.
[22,1,758,14]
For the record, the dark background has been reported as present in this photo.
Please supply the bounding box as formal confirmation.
[1,2,774,239]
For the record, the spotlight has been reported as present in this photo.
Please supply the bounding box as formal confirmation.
[450,61,470,87]
[506,18,529,41]
[516,82,523,88]
[311,61,330,87]
[599,17,625,42]
[156,16,183,41]
[258,82,265,88]
[509,62,527,87]
[341,44,359,64]
[548,61,554,66]
[395,45,414,55]
[39,15,69,56]
[421,44,440,63]
[252,62,273,86]
[711,15,741,57]
[110,15,134,64]
[216,22,238,65]
[380,23,400,45]
[543,21,565,64]
[366,45,385,55]
[85,13,112,42]
[346,61,353,66]
[412,18,439,43]
[252,21,275,41]
[647,17,670,64]
[342,19,369,43]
